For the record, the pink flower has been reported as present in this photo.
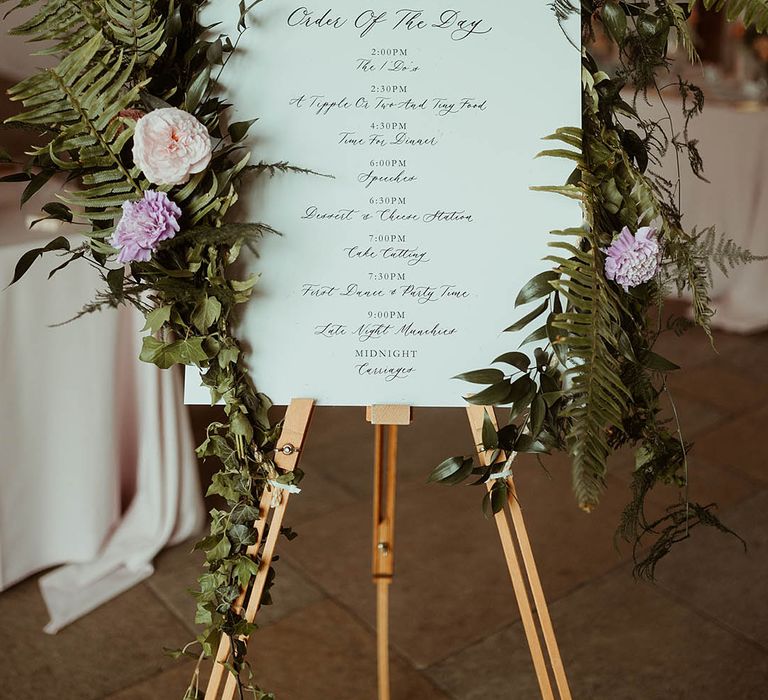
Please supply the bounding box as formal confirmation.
[603,226,661,291]
[110,190,182,264]
[132,107,212,186]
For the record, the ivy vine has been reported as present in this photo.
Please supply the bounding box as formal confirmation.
[2,1,766,698]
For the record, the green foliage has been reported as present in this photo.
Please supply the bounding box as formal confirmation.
[1,0,293,695]
[437,0,766,576]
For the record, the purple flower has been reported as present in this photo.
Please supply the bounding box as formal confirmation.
[603,226,661,291]
[110,190,182,264]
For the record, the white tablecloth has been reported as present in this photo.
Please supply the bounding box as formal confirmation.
[653,99,768,332]
[0,195,205,632]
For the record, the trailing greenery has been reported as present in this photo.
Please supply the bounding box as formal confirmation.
[2,1,297,697]
[3,0,767,697]
[431,0,766,578]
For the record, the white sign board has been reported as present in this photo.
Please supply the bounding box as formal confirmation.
[186,1,580,407]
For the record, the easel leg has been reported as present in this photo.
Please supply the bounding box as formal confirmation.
[204,399,315,700]
[368,405,411,700]
[466,405,572,700]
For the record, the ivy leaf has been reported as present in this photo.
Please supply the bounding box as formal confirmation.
[140,337,209,369]
[453,368,505,384]
[142,305,173,334]
[230,411,254,444]
[210,535,231,561]
[235,555,259,588]
[515,271,559,307]
[192,296,222,332]
[228,524,258,549]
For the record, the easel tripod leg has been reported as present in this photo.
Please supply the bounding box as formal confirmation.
[368,405,410,700]
[466,405,572,700]
[204,399,315,700]
[372,422,398,700]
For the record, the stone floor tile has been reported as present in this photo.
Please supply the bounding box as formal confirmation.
[657,391,728,439]
[147,539,326,635]
[283,451,650,669]
[717,330,768,382]
[657,490,768,650]
[251,600,452,700]
[106,660,207,700]
[1,578,191,700]
[666,361,768,414]
[691,402,768,484]
[652,322,749,370]
[427,565,768,700]
[300,406,472,500]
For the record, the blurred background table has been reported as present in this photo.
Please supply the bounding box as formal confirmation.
[0,186,205,632]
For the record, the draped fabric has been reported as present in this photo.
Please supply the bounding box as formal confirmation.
[655,99,768,332]
[0,204,205,632]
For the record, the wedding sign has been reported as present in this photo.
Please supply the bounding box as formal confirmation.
[185,1,580,407]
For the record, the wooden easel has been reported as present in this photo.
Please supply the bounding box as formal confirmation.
[203,399,571,700]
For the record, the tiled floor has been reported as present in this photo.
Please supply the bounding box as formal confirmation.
[2,320,767,699]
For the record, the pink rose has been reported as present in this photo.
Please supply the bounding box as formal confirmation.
[132,107,212,186]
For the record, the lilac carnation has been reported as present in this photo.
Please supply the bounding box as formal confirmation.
[110,190,181,264]
[602,226,661,291]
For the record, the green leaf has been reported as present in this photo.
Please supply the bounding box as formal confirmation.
[7,236,70,287]
[453,368,505,384]
[491,482,508,513]
[0,172,32,183]
[505,300,548,332]
[107,266,124,297]
[230,411,254,444]
[41,202,73,222]
[185,65,212,113]
[520,325,548,346]
[142,305,172,334]
[466,381,512,406]
[140,336,208,369]
[602,1,627,43]
[641,351,680,372]
[515,271,559,307]
[482,411,498,450]
[235,555,259,588]
[21,169,55,205]
[428,456,465,483]
[228,523,257,549]
[530,395,546,437]
[228,119,257,143]
[210,534,231,561]
[508,375,537,404]
[192,296,222,332]
[493,352,530,371]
